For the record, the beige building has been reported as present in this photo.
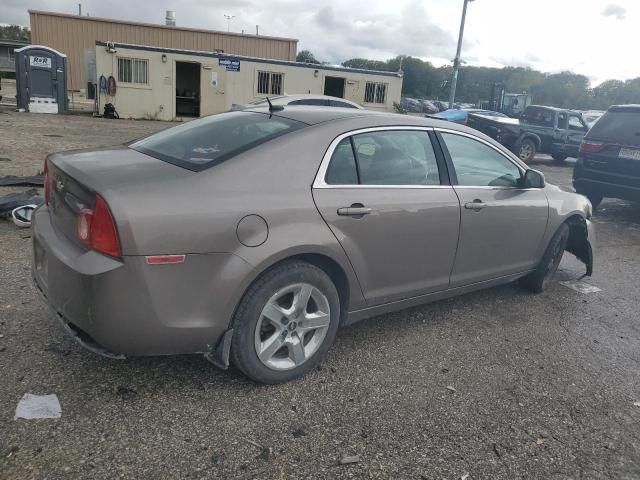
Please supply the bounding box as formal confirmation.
[94,42,403,121]
[29,10,298,92]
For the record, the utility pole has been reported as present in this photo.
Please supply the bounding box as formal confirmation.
[224,14,236,32]
[448,0,474,109]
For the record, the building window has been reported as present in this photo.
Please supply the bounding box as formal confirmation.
[257,71,284,95]
[117,57,149,84]
[8,48,14,63]
[364,81,387,104]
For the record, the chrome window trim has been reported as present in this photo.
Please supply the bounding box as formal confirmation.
[313,126,449,189]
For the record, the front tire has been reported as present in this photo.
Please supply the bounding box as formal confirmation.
[520,223,570,293]
[230,261,341,384]
[551,154,567,163]
[517,139,537,163]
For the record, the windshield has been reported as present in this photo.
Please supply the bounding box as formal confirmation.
[131,111,305,171]
[588,110,640,145]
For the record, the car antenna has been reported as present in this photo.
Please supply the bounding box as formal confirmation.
[266,97,284,112]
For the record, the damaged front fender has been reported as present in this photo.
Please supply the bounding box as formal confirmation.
[565,217,594,276]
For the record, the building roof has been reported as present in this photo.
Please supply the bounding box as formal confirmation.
[0,39,30,47]
[96,41,403,78]
[29,10,298,43]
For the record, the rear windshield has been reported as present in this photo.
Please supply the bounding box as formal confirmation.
[131,111,305,171]
[588,110,640,145]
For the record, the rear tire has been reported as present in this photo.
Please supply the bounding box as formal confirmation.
[230,261,341,384]
[551,154,567,163]
[517,139,537,163]
[520,223,570,293]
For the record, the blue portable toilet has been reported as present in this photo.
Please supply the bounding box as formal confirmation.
[15,45,68,113]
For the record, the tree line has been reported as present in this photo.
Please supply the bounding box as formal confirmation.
[297,50,640,111]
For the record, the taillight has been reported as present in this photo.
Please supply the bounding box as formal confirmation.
[75,195,121,258]
[579,141,605,153]
[44,159,50,205]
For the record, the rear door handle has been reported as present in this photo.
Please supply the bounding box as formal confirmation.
[464,200,487,211]
[337,204,373,217]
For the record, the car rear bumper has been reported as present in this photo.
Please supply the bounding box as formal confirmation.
[32,206,253,356]
[574,177,640,202]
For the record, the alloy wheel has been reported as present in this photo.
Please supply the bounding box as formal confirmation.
[254,283,331,371]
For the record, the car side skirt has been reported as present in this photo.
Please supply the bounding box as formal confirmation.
[345,271,531,325]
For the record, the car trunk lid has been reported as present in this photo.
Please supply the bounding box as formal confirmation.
[46,147,192,252]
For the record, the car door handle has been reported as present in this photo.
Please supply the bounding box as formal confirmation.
[464,200,487,211]
[337,205,373,217]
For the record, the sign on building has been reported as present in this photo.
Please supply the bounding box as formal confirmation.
[219,57,240,72]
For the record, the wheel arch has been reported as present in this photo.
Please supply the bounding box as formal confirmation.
[519,133,542,149]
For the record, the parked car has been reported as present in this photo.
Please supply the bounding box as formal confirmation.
[581,110,605,128]
[467,105,590,163]
[32,107,594,384]
[401,97,423,113]
[574,104,640,208]
[432,108,507,124]
[418,99,439,114]
[232,94,362,110]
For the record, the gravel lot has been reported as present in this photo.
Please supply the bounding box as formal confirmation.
[1,109,639,480]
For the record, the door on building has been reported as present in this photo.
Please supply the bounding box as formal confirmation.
[324,76,345,98]
[175,61,201,117]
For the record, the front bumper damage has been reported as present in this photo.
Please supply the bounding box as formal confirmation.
[566,217,595,276]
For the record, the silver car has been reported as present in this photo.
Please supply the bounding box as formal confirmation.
[32,106,594,383]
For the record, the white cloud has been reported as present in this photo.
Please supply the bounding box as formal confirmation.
[602,4,626,20]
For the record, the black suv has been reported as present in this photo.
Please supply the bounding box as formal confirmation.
[574,105,640,208]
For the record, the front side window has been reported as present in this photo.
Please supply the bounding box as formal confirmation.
[325,130,440,186]
[441,133,522,187]
[364,82,387,104]
[257,71,284,95]
[131,111,305,171]
[117,57,148,84]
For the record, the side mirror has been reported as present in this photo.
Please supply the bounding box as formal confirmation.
[521,169,545,188]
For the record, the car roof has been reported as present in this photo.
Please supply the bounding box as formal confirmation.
[270,94,361,106]
[244,105,469,130]
[609,104,640,112]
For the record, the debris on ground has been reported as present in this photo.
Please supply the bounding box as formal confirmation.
[0,189,43,218]
[114,385,137,400]
[634,401,640,407]
[536,437,545,445]
[446,385,457,393]
[0,175,44,187]
[338,455,360,465]
[257,447,272,462]
[560,280,602,294]
[461,474,470,480]
[14,393,62,420]
[243,438,264,450]
[292,426,307,438]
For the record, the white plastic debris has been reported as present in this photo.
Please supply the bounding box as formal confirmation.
[560,280,602,294]
[634,401,640,407]
[14,393,61,420]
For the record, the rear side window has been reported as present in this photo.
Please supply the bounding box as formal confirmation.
[289,99,328,106]
[329,100,358,109]
[324,130,441,186]
[325,139,358,185]
[588,110,640,145]
[131,111,305,171]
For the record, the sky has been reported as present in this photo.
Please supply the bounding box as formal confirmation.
[2,0,638,86]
